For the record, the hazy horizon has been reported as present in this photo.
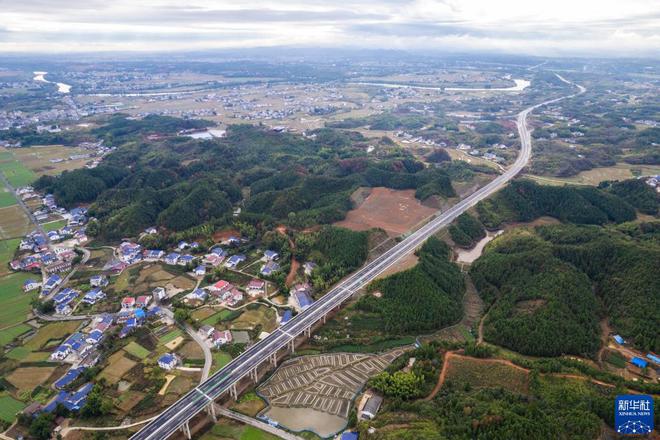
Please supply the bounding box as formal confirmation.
[1,0,659,58]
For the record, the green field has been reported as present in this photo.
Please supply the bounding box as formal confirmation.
[211,351,232,373]
[0,238,21,275]
[0,159,37,187]
[0,323,31,346]
[42,219,67,232]
[159,329,183,344]
[124,341,150,359]
[0,272,36,331]
[202,309,240,326]
[0,186,17,208]
[0,394,26,423]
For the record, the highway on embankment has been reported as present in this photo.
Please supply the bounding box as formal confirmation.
[131,74,585,440]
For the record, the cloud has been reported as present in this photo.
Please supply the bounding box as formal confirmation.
[0,0,658,56]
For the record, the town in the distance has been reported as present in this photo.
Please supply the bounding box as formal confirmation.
[0,47,658,440]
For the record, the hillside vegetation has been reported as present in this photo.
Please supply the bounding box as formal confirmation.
[34,116,462,239]
[358,237,464,334]
[471,222,660,354]
[476,179,658,228]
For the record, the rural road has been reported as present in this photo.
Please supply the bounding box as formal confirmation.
[131,74,586,440]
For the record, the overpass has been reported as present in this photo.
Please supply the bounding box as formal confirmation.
[131,75,585,440]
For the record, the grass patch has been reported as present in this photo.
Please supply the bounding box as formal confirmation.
[0,187,16,208]
[124,341,150,360]
[0,394,26,423]
[0,205,32,238]
[24,321,81,351]
[0,323,31,346]
[0,238,21,275]
[5,346,31,361]
[41,219,67,232]
[605,350,627,369]
[0,272,37,329]
[159,329,183,345]
[212,352,232,373]
[327,336,416,353]
[444,355,529,395]
[0,158,37,187]
[203,309,241,326]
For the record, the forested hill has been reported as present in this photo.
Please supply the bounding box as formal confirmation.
[471,222,660,355]
[476,179,658,228]
[33,115,463,239]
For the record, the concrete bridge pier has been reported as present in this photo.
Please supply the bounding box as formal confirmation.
[206,402,217,421]
[229,383,238,400]
[304,326,311,337]
[270,353,277,366]
[289,339,295,354]
[181,421,192,439]
[251,367,258,382]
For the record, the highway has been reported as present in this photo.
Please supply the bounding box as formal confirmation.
[131,74,585,440]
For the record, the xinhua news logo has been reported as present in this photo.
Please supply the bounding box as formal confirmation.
[615,395,654,435]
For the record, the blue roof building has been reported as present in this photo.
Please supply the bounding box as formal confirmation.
[54,367,85,389]
[647,353,660,365]
[43,382,93,413]
[341,433,359,440]
[631,357,648,368]
[613,335,625,344]
[134,308,146,320]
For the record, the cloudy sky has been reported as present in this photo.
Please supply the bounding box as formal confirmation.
[0,0,659,56]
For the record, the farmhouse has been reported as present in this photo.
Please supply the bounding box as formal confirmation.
[158,353,179,370]
[23,279,41,292]
[90,274,108,287]
[224,254,246,268]
[246,279,265,296]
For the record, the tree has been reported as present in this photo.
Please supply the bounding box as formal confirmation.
[369,371,424,400]
[29,413,55,440]
[80,385,113,418]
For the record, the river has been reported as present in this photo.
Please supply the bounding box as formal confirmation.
[33,71,71,93]
[352,78,530,92]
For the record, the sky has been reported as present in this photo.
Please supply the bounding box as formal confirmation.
[0,0,659,57]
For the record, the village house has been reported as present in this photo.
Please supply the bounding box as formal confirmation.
[178,254,194,266]
[260,260,280,276]
[263,250,279,261]
[82,288,106,305]
[203,253,224,267]
[136,295,151,308]
[144,249,165,261]
[224,254,246,268]
[158,353,179,370]
[211,330,232,347]
[165,252,181,265]
[208,279,233,295]
[194,265,206,276]
[121,297,136,309]
[23,279,41,292]
[89,274,108,287]
[246,279,265,297]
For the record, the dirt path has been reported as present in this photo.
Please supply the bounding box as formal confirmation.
[276,225,300,287]
[596,318,610,367]
[425,350,458,401]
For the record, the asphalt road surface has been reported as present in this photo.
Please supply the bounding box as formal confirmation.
[131,75,585,440]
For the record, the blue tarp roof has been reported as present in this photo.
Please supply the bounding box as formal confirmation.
[341,433,359,440]
[54,367,85,389]
[613,335,624,344]
[631,357,648,368]
[646,354,660,365]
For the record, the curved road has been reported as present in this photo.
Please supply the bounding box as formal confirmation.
[131,75,585,440]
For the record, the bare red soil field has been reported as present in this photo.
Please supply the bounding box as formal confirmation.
[334,187,436,237]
